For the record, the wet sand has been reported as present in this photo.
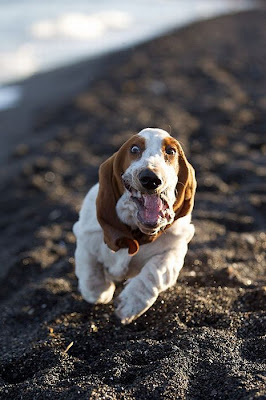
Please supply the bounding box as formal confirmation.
[0,10,265,399]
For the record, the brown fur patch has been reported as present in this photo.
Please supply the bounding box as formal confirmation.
[96,134,145,255]
[113,136,146,179]
[162,137,180,170]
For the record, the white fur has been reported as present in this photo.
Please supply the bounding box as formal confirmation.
[73,128,195,324]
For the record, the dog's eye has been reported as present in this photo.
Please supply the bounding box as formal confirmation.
[130,145,141,154]
[166,147,176,155]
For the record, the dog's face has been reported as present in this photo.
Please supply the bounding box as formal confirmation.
[121,129,179,235]
[96,128,196,255]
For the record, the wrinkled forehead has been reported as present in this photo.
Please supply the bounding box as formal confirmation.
[138,128,170,156]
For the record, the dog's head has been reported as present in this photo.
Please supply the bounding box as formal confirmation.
[96,128,196,255]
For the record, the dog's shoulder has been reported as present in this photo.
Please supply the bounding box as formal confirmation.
[73,183,101,237]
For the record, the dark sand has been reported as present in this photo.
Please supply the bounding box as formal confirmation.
[0,10,265,400]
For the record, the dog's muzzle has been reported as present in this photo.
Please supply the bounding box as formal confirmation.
[123,169,173,233]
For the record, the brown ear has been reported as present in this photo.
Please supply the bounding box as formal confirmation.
[174,143,197,219]
[96,153,139,256]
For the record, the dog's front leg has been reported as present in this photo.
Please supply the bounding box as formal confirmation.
[75,235,115,304]
[115,240,188,324]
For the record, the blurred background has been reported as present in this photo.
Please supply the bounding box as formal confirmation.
[0,0,254,168]
[0,0,254,85]
[0,0,252,108]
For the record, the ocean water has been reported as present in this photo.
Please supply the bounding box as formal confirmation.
[0,0,253,109]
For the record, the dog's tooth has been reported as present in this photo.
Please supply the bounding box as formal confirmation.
[133,189,140,198]
[137,191,141,199]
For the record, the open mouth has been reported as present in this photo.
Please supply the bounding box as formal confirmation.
[124,182,172,232]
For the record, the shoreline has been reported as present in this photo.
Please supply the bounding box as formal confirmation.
[0,8,258,178]
[0,48,131,175]
[0,0,254,86]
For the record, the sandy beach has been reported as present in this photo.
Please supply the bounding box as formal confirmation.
[0,10,265,399]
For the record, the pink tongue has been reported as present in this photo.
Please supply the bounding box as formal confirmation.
[140,194,163,225]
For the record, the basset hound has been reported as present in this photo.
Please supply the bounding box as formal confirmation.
[73,128,196,324]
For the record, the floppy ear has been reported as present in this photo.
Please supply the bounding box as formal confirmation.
[96,153,139,256]
[174,143,197,219]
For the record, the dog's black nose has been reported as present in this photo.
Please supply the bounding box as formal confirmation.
[139,169,162,191]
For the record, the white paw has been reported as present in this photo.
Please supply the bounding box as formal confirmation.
[79,280,115,304]
[114,286,154,324]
